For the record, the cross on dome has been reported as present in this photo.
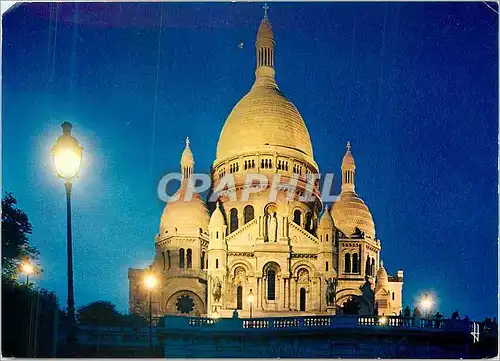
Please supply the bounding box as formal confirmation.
[186,136,190,147]
[263,2,269,19]
[346,141,351,151]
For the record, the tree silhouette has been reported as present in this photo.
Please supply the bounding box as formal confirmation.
[2,192,39,281]
[77,301,122,327]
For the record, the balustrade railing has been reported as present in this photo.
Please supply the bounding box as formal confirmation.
[76,314,473,347]
[172,315,470,333]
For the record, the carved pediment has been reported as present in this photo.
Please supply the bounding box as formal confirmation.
[225,219,258,245]
[288,222,319,246]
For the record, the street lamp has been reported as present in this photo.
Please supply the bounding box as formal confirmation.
[247,289,255,319]
[52,121,83,353]
[144,273,158,355]
[21,260,34,286]
[420,292,433,319]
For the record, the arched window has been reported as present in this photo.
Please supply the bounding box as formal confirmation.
[167,250,171,269]
[216,259,219,269]
[230,208,238,233]
[371,258,375,276]
[305,212,313,232]
[267,269,276,300]
[293,210,302,225]
[365,256,371,276]
[162,251,166,270]
[326,234,329,242]
[236,286,243,310]
[392,292,395,301]
[353,253,360,273]
[326,261,329,272]
[179,248,185,269]
[344,253,351,273]
[201,251,205,270]
[186,249,192,269]
[244,205,254,224]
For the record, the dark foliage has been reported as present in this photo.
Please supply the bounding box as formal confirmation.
[1,192,39,280]
[2,279,59,357]
[77,300,122,327]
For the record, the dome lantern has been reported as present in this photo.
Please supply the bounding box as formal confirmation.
[254,4,276,85]
[341,141,356,193]
[180,137,194,180]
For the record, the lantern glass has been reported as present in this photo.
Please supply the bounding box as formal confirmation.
[52,123,83,180]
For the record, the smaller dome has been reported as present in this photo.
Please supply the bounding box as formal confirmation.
[159,182,209,235]
[319,206,334,229]
[331,191,375,238]
[375,261,389,293]
[209,202,226,228]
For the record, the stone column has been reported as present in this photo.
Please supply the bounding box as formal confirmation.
[290,278,296,311]
[284,278,288,309]
[281,217,286,237]
[258,216,262,237]
[261,277,266,309]
[256,277,260,309]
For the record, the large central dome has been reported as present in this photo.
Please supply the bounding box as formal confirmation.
[215,17,314,162]
[216,84,313,160]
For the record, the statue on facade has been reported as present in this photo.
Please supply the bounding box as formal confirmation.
[267,212,278,242]
[212,278,222,303]
[326,278,337,306]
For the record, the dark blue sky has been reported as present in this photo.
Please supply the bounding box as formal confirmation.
[3,2,498,320]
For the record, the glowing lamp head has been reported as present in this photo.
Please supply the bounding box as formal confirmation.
[379,316,388,325]
[21,261,34,275]
[247,289,255,304]
[421,293,433,310]
[144,274,158,290]
[52,122,83,181]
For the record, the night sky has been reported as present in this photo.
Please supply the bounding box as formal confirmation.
[2,2,498,320]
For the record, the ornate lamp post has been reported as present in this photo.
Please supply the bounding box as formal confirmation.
[21,260,34,286]
[52,122,83,353]
[247,289,255,319]
[144,273,158,355]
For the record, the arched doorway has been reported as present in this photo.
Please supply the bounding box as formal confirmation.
[299,288,306,311]
[236,286,243,310]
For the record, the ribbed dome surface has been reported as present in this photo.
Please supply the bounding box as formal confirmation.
[216,84,314,160]
[160,181,209,235]
[331,191,375,238]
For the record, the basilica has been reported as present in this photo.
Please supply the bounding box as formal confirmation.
[128,13,403,319]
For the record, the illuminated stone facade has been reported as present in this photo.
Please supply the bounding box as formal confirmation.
[128,14,403,319]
